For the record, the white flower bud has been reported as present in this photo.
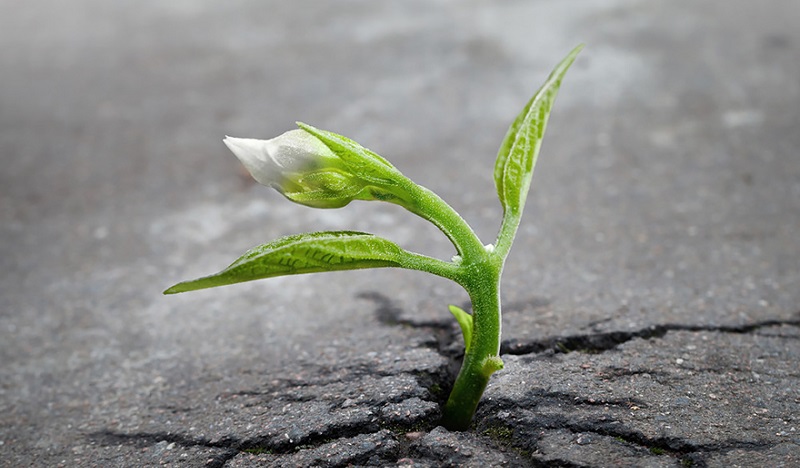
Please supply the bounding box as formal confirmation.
[224,126,414,209]
[223,130,339,190]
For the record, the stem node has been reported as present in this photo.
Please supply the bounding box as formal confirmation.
[480,356,504,378]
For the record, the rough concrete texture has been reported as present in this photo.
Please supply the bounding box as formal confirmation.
[1,0,798,467]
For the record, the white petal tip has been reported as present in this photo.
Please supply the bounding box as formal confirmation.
[223,136,262,153]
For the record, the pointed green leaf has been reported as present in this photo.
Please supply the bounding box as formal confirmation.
[494,45,583,216]
[448,304,474,353]
[164,231,406,294]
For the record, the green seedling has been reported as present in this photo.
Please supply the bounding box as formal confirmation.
[165,45,582,430]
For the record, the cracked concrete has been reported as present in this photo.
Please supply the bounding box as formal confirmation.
[2,0,799,466]
[480,326,800,466]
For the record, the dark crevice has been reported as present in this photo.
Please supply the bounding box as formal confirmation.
[359,290,466,404]
[219,395,440,455]
[502,326,668,355]
[552,417,780,465]
[501,317,800,356]
[239,421,382,455]
[91,412,432,466]
[477,396,787,468]
[90,421,390,468]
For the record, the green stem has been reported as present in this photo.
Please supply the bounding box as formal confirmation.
[442,259,504,430]
[395,250,462,282]
[397,181,487,261]
[390,176,507,430]
[494,206,521,260]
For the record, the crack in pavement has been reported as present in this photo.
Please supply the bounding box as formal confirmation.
[501,316,800,356]
[480,314,800,466]
[89,295,452,466]
[479,400,788,468]
[91,393,439,467]
[88,295,800,466]
[363,294,800,466]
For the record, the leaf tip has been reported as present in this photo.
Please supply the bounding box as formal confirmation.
[163,284,182,295]
[295,121,314,132]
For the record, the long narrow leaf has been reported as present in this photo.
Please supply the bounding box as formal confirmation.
[494,45,583,216]
[164,231,406,294]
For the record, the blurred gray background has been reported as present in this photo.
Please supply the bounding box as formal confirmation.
[2,1,799,466]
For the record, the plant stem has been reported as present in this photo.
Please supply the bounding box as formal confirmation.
[442,259,503,430]
[394,178,506,430]
[494,206,522,260]
[398,180,487,261]
[391,173,507,430]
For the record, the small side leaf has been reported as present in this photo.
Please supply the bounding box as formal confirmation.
[494,45,583,216]
[164,231,406,294]
[448,305,474,353]
[480,356,504,378]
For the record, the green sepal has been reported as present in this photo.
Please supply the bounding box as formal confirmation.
[282,169,367,208]
[494,45,583,218]
[448,304,474,353]
[164,231,406,294]
[297,122,405,186]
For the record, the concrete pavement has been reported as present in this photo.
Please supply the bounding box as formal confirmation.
[1,1,799,466]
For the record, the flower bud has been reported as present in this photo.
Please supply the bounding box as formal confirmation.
[224,130,367,208]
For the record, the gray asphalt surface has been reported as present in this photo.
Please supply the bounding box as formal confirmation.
[2,1,799,466]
